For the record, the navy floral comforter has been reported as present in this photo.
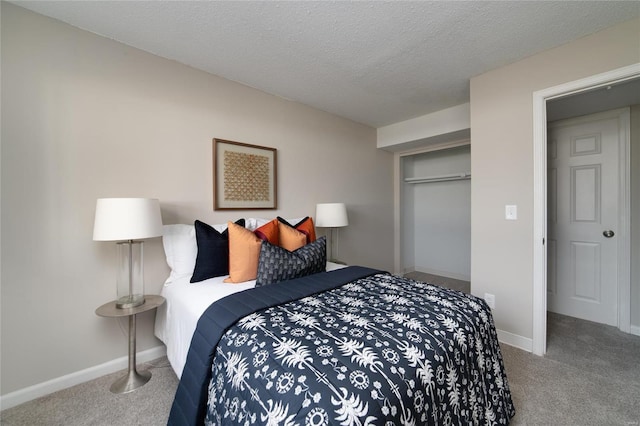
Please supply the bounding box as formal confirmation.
[202,270,515,425]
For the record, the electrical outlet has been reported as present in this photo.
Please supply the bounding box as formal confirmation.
[505,205,517,220]
[484,293,495,309]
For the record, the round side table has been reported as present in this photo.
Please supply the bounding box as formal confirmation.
[95,295,165,394]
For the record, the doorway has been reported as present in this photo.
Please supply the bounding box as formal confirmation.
[547,108,630,327]
[532,64,640,355]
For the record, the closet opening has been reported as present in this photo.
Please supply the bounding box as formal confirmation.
[399,142,471,292]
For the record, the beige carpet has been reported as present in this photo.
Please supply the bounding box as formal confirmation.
[0,358,178,426]
[2,281,639,425]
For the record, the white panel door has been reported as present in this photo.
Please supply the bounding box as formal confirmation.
[547,110,622,326]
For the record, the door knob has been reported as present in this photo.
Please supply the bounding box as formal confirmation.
[603,230,615,238]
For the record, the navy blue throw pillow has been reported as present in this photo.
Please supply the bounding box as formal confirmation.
[190,219,245,283]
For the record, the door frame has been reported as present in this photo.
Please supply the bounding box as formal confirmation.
[532,63,640,356]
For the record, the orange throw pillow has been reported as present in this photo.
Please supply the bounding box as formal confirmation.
[278,221,307,252]
[254,218,279,246]
[277,216,317,243]
[224,221,262,283]
[297,217,317,243]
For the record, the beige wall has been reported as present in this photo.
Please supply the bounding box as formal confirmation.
[0,3,393,395]
[470,18,640,340]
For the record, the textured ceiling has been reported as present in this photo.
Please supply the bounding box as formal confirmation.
[13,1,640,127]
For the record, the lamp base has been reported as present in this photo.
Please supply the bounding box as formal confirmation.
[115,295,145,309]
[116,241,145,309]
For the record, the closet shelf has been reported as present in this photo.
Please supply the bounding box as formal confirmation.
[404,172,471,184]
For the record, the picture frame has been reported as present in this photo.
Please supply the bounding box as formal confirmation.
[213,138,277,210]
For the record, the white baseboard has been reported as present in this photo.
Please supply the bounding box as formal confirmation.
[0,345,166,411]
[496,324,638,353]
[497,328,533,353]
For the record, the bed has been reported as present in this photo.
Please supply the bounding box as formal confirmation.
[154,260,345,379]
[155,220,515,425]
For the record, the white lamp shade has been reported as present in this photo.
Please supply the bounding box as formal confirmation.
[93,198,163,241]
[315,203,349,228]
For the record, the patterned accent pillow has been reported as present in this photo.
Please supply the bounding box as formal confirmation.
[190,219,245,283]
[277,216,317,243]
[255,237,326,287]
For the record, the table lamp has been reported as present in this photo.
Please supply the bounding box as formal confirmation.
[315,202,349,264]
[93,198,163,308]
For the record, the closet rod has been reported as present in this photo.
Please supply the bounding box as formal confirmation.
[404,172,471,184]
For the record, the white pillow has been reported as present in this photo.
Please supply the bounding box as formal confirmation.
[245,217,306,231]
[162,222,241,283]
[162,224,197,282]
[284,217,306,226]
[245,218,269,231]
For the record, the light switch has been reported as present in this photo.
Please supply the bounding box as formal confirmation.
[505,205,517,220]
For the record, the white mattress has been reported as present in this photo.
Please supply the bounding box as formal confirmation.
[154,262,346,378]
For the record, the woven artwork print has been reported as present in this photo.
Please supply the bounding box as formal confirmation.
[223,151,270,202]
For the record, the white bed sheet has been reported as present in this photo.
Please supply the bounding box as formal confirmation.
[154,274,254,378]
[154,262,346,378]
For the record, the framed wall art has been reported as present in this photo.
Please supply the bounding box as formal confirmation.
[213,138,277,210]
